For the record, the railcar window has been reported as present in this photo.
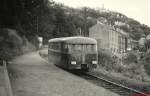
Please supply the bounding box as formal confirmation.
[85,44,96,52]
[75,44,82,51]
[48,43,51,49]
[49,42,61,51]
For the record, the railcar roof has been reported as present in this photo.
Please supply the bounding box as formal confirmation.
[48,36,97,44]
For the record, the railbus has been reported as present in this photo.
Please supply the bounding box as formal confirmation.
[48,36,98,71]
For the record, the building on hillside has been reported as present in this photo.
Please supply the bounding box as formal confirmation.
[127,39,138,50]
[89,22,129,55]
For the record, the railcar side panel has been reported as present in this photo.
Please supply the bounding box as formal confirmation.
[48,50,61,65]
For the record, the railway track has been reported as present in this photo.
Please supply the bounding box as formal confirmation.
[72,71,150,96]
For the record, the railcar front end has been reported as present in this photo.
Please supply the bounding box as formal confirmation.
[68,54,97,71]
[65,43,98,71]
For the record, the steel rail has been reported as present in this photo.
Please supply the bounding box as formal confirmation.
[86,72,150,96]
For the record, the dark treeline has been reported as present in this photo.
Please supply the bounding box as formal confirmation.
[0,0,79,42]
[0,0,81,60]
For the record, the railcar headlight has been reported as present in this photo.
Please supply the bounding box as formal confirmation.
[71,61,76,65]
[92,61,97,64]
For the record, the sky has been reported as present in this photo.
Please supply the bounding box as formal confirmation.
[53,0,150,27]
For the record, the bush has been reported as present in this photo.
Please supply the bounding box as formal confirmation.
[98,50,118,71]
[98,49,150,81]
[142,52,150,75]
[0,28,22,60]
[98,50,112,65]
[123,51,138,65]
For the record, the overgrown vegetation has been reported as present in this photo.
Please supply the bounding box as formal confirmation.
[0,29,22,60]
[98,50,150,82]
[0,28,37,60]
[141,51,150,75]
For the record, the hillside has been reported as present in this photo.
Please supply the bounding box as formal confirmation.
[64,6,150,40]
[1,0,150,41]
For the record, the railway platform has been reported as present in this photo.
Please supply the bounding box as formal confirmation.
[7,51,120,96]
[0,67,7,96]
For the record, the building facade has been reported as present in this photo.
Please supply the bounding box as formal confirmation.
[89,22,129,55]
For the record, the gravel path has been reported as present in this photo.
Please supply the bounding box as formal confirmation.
[8,51,120,96]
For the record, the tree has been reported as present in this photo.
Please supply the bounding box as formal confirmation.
[0,29,22,60]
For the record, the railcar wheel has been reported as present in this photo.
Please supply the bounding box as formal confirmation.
[82,68,93,72]
[83,69,89,72]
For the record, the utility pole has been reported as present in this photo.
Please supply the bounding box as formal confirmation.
[79,28,82,36]
[36,16,38,33]
[83,7,87,37]
[77,27,82,36]
[35,4,41,34]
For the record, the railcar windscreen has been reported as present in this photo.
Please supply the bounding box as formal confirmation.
[67,44,96,52]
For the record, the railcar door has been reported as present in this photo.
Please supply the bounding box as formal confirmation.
[61,42,69,69]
